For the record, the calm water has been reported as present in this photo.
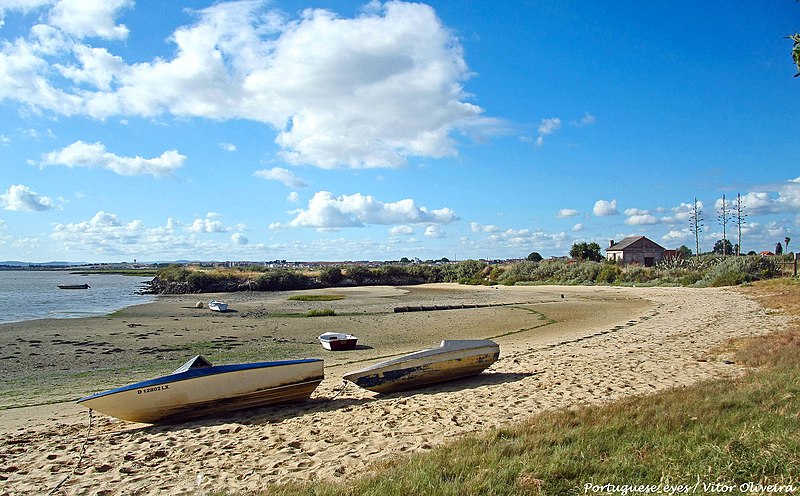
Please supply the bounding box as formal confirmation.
[0,270,155,324]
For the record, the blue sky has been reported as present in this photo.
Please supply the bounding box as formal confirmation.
[1,1,798,263]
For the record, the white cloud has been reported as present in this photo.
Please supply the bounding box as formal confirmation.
[624,208,649,216]
[572,223,583,232]
[231,232,248,245]
[424,225,445,238]
[280,191,458,229]
[48,211,262,258]
[534,117,561,146]
[220,142,237,152]
[0,184,55,211]
[48,0,133,40]
[389,225,414,236]
[2,1,492,169]
[593,199,618,216]
[287,191,299,202]
[470,222,500,233]
[41,141,186,177]
[187,213,228,233]
[557,209,578,218]
[571,112,596,127]
[625,214,659,226]
[253,167,308,188]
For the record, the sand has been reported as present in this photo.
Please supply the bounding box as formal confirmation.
[0,284,788,495]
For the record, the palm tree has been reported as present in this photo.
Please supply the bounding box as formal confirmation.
[785,236,791,253]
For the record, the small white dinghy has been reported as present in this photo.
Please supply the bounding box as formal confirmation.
[343,339,499,394]
[318,332,359,351]
[208,300,228,312]
[77,355,324,423]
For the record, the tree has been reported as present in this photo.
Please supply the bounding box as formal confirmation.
[734,193,747,256]
[676,245,693,258]
[775,242,784,255]
[569,242,602,262]
[785,236,791,253]
[713,239,734,256]
[689,197,704,257]
[526,251,543,262]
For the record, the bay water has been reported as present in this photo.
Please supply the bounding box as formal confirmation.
[0,270,155,324]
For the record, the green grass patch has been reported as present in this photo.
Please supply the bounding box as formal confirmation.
[304,308,336,317]
[288,294,346,301]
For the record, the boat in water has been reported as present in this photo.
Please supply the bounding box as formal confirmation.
[343,339,499,394]
[318,332,359,351]
[57,283,90,289]
[208,300,228,312]
[77,355,324,423]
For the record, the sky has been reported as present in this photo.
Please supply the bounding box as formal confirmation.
[1,0,799,263]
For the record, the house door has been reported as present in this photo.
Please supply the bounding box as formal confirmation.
[644,257,654,267]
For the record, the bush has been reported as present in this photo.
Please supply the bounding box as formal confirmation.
[596,263,622,284]
[699,255,779,287]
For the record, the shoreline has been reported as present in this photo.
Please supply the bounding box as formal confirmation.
[0,284,787,494]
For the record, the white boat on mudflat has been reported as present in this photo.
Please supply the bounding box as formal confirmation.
[208,300,228,312]
[342,339,499,394]
[77,355,324,423]
[318,332,359,351]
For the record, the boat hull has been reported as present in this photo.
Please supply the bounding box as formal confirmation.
[58,284,90,289]
[343,339,499,394]
[77,359,324,423]
[318,332,358,351]
[208,300,228,312]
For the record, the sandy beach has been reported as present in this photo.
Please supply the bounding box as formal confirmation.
[0,284,787,495]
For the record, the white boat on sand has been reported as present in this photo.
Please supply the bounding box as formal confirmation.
[208,300,228,312]
[77,355,324,423]
[318,332,359,351]
[343,339,499,394]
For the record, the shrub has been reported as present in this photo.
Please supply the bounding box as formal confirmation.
[596,263,622,284]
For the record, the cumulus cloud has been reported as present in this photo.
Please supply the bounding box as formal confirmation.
[557,209,578,218]
[187,212,228,233]
[593,199,618,216]
[231,232,248,245]
[253,167,308,188]
[572,223,584,231]
[2,1,493,169]
[0,184,55,211]
[41,141,186,177]
[389,225,414,236]
[277,191,457,229]
[220,142,236,152]
[48,0,134,40]
[470,222,500,233]
[625,214,659,226]
[424,225,445,238]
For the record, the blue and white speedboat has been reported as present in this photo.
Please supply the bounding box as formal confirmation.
[77,355,324,423]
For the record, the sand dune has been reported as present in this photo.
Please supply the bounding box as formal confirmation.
[0,284,786,495]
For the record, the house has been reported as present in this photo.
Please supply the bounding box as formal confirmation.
[606,236,666,266]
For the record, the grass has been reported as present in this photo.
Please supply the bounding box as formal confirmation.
[248,278,800,496]
[304,308,336,317]
[288,294,346,302]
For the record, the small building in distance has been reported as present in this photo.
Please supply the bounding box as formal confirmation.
[606,236,666,266]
